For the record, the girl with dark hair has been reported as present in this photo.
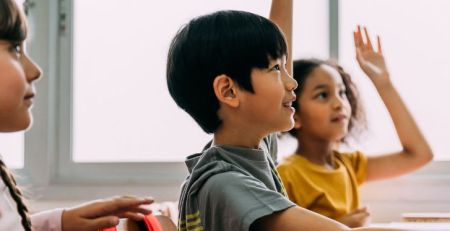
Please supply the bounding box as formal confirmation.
[1,0,152,230]
[277,26,433,227]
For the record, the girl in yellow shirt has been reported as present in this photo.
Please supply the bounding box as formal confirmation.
[277,26,433,228]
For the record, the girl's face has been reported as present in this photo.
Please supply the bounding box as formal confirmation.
[0,40,42,132]
[295,64,351,142]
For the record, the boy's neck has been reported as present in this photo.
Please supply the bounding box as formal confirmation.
[213,122,266,149]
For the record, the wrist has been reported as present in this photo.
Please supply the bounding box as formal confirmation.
[371,73,393,89]
[61,208,72,231]
[61,209,67,231]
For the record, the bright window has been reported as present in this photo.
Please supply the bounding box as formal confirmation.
[340,0,450,160]
[12,0,450,204]
[0,133,24,168]
[72,0,329,162]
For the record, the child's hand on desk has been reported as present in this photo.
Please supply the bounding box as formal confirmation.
[338,206,371,228]
[61,196,153,231]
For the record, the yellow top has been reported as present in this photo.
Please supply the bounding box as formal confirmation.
[277,151,367,220]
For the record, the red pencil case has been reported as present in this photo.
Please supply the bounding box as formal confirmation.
[99,213,163,231]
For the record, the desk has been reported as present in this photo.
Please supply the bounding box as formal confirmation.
[371,222,450,230]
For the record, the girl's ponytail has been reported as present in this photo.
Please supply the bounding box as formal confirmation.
[0,159,32,231]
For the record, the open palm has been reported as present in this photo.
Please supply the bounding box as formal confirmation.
[354,26,390,83]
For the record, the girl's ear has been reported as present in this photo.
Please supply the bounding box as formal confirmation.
[293,113,302,129]
[213,74,239,108]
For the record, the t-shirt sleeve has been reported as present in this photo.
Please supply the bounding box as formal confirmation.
[198,171,295,231]
[345,151,368,185]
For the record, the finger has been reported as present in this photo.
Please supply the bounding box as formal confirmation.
[116,211,147,221]
[363,27,373,50]
[118,195,154,201]
[377,35,383,54]
[84,216,120,231]
[85,197,154,218]
[129,206,153,215]
[115,207,153,218]
[361,211,370,217]
[357,25,364,49]
[349,206,367,215]
[355,47,364,64]
[353,31,360,49]
[348,207,360,215]
[356,206,367,212]
[106,197,153,210]
[353,211,370,219]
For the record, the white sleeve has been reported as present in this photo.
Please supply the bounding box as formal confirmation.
[31,208,64,231]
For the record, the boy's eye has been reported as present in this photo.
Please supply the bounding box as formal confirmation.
[271,64,281,72]
[10,43,22,57]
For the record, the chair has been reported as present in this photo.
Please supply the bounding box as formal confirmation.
[99,214,177,231]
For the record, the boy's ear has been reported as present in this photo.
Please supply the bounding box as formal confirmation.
[213,74,239,108]
[293,113,302,129]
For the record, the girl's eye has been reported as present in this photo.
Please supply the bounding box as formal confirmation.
[339,89,347,97]
[316,92,328,99]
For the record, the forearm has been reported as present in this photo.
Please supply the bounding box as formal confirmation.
[269,0,293,75]
[353,228,407,231]
[254,206,403,231]
[375,78,433,163]
[354,28,433,181]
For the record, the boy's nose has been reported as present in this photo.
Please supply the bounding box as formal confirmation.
[285,73,298,91]
[24,55,42,82]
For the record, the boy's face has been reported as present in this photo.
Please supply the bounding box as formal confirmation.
[0,40,41,132]
[238,56,298,135]
[295,64,351,141]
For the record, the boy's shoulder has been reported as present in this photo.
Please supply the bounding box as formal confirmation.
[194,163,294,230]
[183,135,279,194]
[201,170,263,194]
[179,137,295,231]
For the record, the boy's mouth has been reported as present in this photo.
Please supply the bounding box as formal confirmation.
[282,97,296,114]
[283,102,292,107]
[282,96,296,107]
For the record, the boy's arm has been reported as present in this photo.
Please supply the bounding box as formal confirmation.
[269,0,293,75]
[251,206,403,231]
[353,26,433,182]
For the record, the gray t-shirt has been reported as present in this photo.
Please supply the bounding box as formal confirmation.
[178,134,295,231]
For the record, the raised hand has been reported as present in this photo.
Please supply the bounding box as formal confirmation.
[354,25,390,84]
[61,196,153,231]
[337,207,371,228]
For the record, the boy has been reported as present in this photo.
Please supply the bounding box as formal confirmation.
[167,1,399,230]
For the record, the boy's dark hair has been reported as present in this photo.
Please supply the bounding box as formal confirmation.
[0,0,27,42]
[167,10,287,133]
[288,59,366,142]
